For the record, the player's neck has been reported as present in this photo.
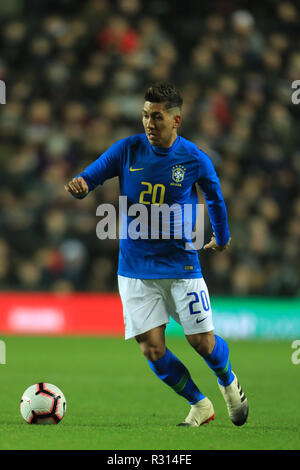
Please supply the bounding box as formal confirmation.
[160,132,178,148]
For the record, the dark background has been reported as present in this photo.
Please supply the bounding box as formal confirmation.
[0,0,299,296]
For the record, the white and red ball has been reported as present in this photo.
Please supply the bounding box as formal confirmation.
[20,383,67,424]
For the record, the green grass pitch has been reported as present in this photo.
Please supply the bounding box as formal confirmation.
[0,335,299,450]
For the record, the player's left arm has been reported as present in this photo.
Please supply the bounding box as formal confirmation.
[203,232,231,251]
[196,150,231,250]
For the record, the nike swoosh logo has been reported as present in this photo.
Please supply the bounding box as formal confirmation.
[129,166,144,172]
[196,316,208,324]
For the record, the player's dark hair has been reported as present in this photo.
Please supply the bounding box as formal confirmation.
[144,82,183,110]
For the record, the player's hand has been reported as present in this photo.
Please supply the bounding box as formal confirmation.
[64,176,89,198]
[203,232,231,251]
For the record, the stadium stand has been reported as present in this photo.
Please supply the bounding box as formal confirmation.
[0,0,299,296]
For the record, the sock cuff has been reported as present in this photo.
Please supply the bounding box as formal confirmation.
[147,348,190,391]
[208,334,229,365]
[147,347,171,368]
[147,347,204,404]
[214,357,230,376]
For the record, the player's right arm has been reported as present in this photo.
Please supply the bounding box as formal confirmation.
[65,176,89,198]
[64,138,127,199]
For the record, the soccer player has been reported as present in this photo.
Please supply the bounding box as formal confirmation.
[65,82,248,427]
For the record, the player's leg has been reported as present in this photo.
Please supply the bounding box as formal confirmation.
[135,325,214,427]
[136,325,205,404]
[135,324,166,362]
[118,276,214,426]
[171,277,248,426]
[186,331,248,426]
[136,325,204,403]
[170,277,234,384]
[186,330,234,387]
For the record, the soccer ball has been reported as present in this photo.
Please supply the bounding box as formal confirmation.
[20,382,67,424]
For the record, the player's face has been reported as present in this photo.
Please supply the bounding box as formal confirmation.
[142,101,181,148]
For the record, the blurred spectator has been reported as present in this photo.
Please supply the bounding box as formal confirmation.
[0,1,299,296]
[97,15,140,55]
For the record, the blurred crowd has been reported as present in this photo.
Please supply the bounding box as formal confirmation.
[0,0,299,296]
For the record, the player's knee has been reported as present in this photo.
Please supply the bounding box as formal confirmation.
[135,326,166,362]
[186,332,215,357]
[138,341,166,362]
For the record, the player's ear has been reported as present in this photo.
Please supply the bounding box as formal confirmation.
[173,114,182,129]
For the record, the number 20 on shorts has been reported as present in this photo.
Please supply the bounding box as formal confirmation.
[187,291,210,315]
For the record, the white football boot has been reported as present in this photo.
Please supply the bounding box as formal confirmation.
[177,397,215,427]
[218,371,249,426]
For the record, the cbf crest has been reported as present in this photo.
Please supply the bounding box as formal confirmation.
[171,165,186,186]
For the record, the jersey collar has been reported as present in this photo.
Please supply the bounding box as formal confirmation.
[151,135,180,156]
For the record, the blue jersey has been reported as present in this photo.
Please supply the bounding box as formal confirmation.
[77,133,230,279]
